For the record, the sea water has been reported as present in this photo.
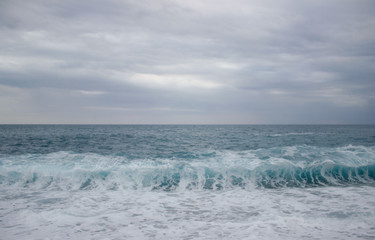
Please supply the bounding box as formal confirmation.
[1,125,375,239]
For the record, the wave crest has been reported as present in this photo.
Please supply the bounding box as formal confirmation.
[1,145,375,191]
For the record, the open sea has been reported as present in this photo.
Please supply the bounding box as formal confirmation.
[1,124,375,239]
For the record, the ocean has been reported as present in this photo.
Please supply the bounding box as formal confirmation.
[1,125,375,239]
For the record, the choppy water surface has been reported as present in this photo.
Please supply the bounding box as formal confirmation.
[1,125,375,239]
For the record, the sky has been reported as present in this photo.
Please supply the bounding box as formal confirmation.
[0,0,374,124]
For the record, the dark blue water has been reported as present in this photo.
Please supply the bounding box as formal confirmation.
[1,124,374,155]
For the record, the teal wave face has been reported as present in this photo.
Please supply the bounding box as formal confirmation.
[1,145,375,191]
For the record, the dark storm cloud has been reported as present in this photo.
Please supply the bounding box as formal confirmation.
[0,0,374,123]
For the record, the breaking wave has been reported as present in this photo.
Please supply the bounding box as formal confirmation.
[1,145,375,191]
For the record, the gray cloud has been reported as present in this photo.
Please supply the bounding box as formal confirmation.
[0,0,374,123]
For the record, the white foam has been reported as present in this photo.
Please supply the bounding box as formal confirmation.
[1,186,374,239]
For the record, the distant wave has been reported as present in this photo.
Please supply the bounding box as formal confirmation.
[1,145,375,191]
[268,132,316,137]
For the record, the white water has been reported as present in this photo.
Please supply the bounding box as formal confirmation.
[1,186,375,239]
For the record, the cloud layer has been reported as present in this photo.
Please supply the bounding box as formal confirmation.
[1,0,374,123]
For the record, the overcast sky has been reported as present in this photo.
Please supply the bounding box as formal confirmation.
[0,0,374,124]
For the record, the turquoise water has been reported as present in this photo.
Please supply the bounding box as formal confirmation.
[1,125,375,239]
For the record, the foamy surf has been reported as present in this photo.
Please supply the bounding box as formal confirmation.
[1,125,375,239]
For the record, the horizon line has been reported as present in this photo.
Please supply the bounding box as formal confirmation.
[0,123,374,126]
